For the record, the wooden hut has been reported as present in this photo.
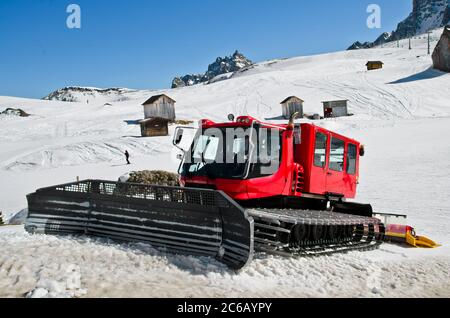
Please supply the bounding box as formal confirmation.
[323,100,348,118]
[366,61,384,71]
[280,96,304,119]
[142,94,176,121]
[140,117,170,137]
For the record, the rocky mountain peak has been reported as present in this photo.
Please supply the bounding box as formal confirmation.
[348,0,450,50]
[397,0,449,37]
[172,51,253,88]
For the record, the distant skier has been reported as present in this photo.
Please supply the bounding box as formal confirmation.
[125,150,131,165]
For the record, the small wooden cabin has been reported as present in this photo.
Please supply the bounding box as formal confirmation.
[366,61,384,71]
[323,100,348,118]
[280,96,304,119]
[140,117,170,137]
[142,94,176,122]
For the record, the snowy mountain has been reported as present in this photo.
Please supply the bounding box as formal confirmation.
[1,28,450,298]
[349,0,450,50]
[348,32,393,50]
[171,51,253,88]
[43,86,138,103]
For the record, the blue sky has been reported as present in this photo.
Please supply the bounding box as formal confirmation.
[0,0,412,98]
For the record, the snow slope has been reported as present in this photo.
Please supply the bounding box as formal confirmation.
[0,28,449,298]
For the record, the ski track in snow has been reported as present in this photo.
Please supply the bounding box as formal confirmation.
[0,28,449,297]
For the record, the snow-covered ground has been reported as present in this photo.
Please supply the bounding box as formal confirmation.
[0,28,449,298]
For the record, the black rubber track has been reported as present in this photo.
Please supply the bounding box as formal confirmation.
[248,208,385,257]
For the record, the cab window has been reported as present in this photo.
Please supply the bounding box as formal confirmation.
[347,144,357,175]
[329,137,345,172]
[314,132,327,168]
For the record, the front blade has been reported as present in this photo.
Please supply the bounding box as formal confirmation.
[25,180,254,270]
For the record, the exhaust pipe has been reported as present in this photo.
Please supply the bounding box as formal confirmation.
[287,112,300,129]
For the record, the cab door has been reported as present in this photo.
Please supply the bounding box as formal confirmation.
[325,136,359,198]
[326,135,346,196]
[343,142,359,198]
[308,129,329,195]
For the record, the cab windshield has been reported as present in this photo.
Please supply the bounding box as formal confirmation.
[179,125,282,179]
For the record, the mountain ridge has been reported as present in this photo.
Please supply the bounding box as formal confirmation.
[171,51,253,88]
[349,0,450,50]
[43,87,137,103]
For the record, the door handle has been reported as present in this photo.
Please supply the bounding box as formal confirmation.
[327,172,333,176]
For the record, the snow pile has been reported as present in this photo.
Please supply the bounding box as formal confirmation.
[0,226,448,298]
[7,209,27,225]
[43,87,138,104]
[118,173,131,183]
[0,108,30,117]
[26,265,87,298]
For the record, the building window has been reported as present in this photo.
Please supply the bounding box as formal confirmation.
[314,132,327,168]
[347,143,357,175]
[329,137,345,171]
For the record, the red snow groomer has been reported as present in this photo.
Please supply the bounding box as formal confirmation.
[25,113,438,270]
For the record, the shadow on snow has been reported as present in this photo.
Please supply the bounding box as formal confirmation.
[388,68,447,84]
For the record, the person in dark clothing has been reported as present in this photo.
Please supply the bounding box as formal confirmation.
[125,150,130,165]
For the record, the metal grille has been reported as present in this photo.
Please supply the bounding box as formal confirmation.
[56,182,90,193]
[44,180,220,207]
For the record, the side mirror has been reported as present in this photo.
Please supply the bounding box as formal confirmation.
[228,114,235,122]
[174,128,184,145]
[359,145,365,157]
